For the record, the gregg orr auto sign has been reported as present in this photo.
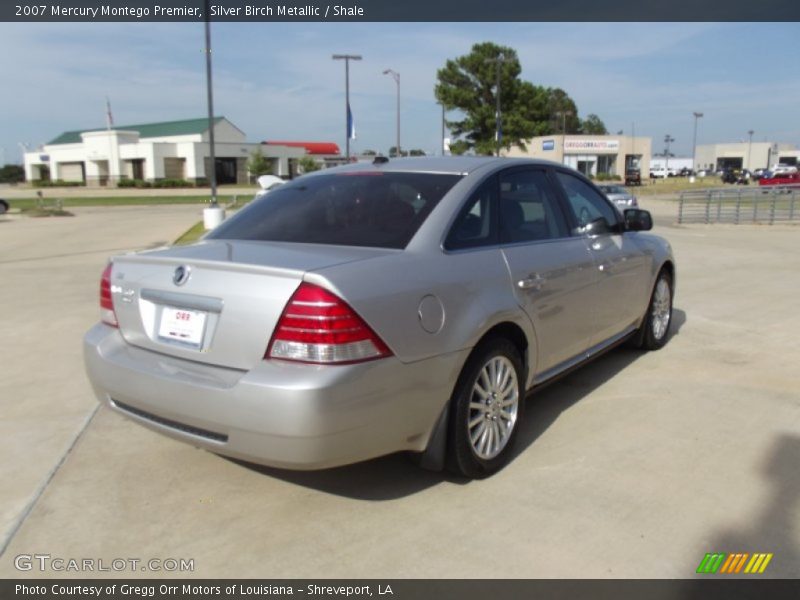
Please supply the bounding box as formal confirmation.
[564,139,620,152]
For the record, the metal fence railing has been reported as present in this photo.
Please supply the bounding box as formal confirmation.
[677,185,800,225]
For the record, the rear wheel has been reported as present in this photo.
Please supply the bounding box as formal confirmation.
[448,338,524,478]
[639,271,673,350]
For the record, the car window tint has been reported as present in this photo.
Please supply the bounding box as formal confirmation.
[556,171,619,231]
[498,169,569,243]
[208,172,462,249]
[445,178,497,250]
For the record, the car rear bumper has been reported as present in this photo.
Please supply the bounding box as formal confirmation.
[83,323,468,470]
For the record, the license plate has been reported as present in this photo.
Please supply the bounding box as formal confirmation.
[158,306,207,347]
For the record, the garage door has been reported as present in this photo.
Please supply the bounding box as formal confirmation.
[59,162,85,182]
[164,158,186,180]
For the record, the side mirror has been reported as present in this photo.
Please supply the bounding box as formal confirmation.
[582,216,613,236]
[624,208,653,231]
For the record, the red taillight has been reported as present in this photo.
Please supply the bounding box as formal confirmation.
[267,282,391,364]
[100,263,118,327]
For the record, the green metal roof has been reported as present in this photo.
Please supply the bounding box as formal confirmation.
[48,117,225,145]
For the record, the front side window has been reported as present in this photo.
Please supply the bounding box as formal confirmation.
[556,171,619,232]
[499,169,569,243]
[208,171,462,249]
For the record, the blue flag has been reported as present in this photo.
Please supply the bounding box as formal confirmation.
[347,103,356,140]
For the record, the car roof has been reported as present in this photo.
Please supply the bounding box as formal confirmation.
[305,156,565,177]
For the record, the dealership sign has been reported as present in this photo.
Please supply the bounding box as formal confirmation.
[542,139,555,151]
[564,139,619,152]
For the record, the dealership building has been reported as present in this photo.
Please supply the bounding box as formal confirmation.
[22,117,307,186]
[694,142,800,172]
[504,135,652,178]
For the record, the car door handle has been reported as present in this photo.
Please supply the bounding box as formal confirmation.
[517,274,544,290]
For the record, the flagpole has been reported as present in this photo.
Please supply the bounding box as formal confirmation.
[105,96,114,186]
[332,54,362,161]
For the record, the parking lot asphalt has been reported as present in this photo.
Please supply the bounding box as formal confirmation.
[0,201,797,578]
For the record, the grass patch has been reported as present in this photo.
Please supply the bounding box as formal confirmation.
[10,196,216,210]
[174,221,207,246]
[21,207,74,217]
[633,177,727,196]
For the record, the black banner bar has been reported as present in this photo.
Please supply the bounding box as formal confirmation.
[4,580,800,600]
[2,0,800,22]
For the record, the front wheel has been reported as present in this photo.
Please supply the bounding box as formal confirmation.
[448,338,525,478]
[639,271,673,350]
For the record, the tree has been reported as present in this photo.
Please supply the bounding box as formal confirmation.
[0,164,25,183]
[246,148,274,180]
[435,42,580,154]
[547,88,580,134]
[297,155,321,174]
[408,149,426,156]
[361,149,377,156]
[579,114,608,135]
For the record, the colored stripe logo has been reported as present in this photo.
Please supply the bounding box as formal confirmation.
[696,552,773,574]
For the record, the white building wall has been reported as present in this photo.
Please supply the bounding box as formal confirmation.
[505,135,652,178]
[695,142,797,171]
[23,119,311,185]
[202,119,246,144]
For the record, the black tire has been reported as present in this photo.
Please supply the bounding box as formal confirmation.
[0,200,8,215]
[447,337,525,478]
[637,270,673,351]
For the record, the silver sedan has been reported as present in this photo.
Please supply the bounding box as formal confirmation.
[84,157,675,478]
[597,184,638,212]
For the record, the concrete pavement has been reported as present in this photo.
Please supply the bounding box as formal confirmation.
[0,205,204,557]
[0,201,797,578]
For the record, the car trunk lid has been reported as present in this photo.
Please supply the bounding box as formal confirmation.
[109,240,395,370]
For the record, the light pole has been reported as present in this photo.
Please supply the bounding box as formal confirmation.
[439,103,447,156]
[664,134,675,175]
[203,0,218,208]
[747,130,754,171]
[484,54,513,157]
[333,54,362,161]
[383,69,400,157]
[692,112,703,172]
[556,110,574,135]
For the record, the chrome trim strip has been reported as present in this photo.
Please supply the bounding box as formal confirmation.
[140,289,223,313]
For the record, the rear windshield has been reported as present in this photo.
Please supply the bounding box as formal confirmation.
[207,171,462,249]
[601,186,625,194]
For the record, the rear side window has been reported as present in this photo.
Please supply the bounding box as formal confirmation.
[445,178,498,250]
[208,172,462,249]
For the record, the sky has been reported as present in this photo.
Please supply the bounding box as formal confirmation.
[1,21,799,164]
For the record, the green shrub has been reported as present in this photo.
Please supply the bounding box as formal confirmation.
[594,173,622,182]
[32,179,84,187]
[153,178,194,188]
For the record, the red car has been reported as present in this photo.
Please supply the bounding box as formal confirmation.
[759,172,800,186]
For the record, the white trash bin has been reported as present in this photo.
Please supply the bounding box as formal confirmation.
[203,205,226,230]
